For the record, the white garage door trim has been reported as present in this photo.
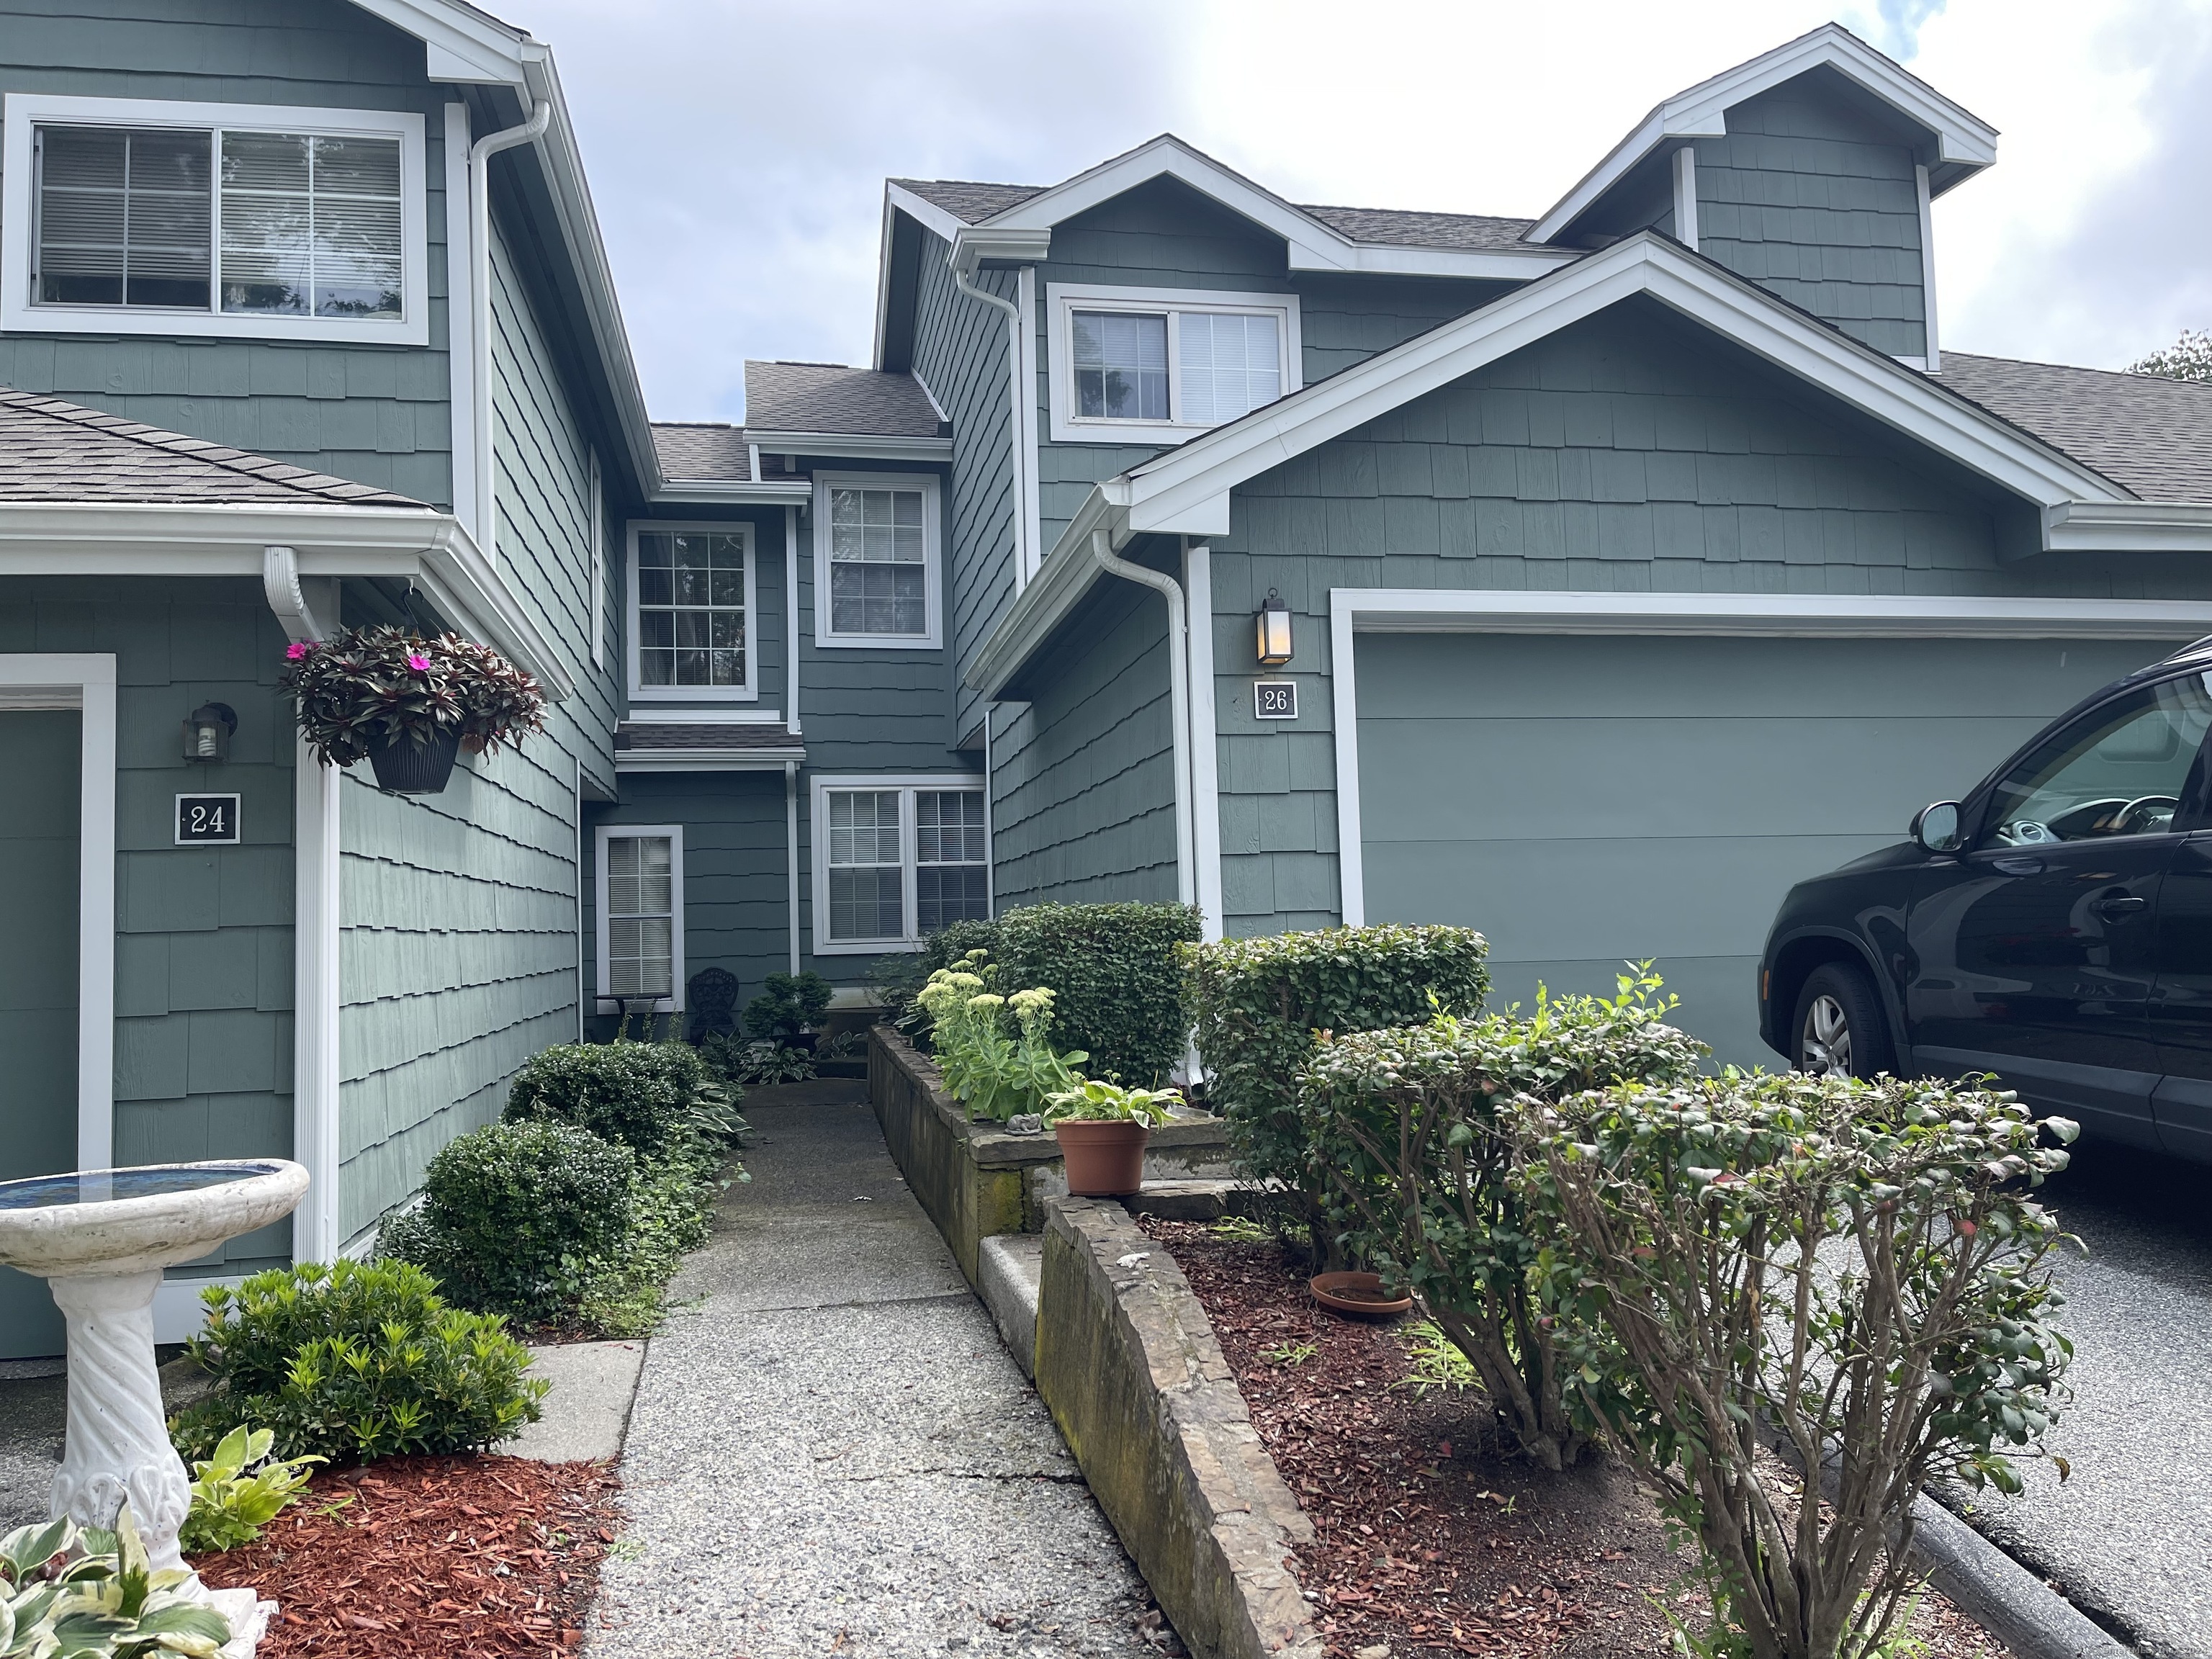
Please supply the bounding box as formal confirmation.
[1330,588,2212,927]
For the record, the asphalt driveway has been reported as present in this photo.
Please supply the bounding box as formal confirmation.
[1942,1138,2212,1659]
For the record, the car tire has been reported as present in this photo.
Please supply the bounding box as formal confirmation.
[1791,961,1894,1081]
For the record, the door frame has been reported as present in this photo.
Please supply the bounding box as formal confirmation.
[0,654,117,1172]
[1327,589,2212,926]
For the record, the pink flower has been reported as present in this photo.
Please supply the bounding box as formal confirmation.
[407,654,432,673]
[285,642,312,660]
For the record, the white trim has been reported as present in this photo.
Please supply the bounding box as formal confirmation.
[2044,502,2212,553]
[2,92,430,346]
[783,505,802,736]
[1183,541,1223,941]
[811,469,945,649]
[809,773,988,956]
[738,430,952,463]
[621,707,786,724]
[443,102,477,534]
[153,1274,249,1344]
[1529,24,1998,243]
[292,736,341,1263]
[647,478,811,507]
[349,0,536,86]
[588,450,604,669]
[1046,282,1303,446]
[785,761,801,974]
[573,757,585,1044]
[1017,265,1043,583]
[1671,145,1699,251]
[624,519,760,703]
[1324,586,2212,927]
[1915,163,1941,373]
[0,655,117,1175]
[593,823,685,1013]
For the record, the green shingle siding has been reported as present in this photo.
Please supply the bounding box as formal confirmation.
[1694,77,1927,359]
[0,0,455,504]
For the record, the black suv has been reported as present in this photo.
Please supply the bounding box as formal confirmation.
[1758,639,2212,1165]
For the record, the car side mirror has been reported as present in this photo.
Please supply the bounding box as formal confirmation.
[1912,800,1963,854]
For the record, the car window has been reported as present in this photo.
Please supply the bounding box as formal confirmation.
[1982,672,2212,847]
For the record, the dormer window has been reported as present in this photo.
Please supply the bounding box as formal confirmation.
[1049,282,1301,446]
[1,93,427,345]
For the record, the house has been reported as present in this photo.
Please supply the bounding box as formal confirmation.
[5,4,2212,1357]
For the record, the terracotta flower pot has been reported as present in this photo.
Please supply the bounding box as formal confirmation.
[1055,1120,1151,1197]
[1309,1271,1413,1318]
[367,727,461,794]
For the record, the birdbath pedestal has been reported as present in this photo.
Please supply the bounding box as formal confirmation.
[0,1159,309,1657]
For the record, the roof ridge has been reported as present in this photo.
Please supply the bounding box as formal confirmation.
[1943,349,2212,390]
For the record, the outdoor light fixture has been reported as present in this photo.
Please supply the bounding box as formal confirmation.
[181,702,236,763]
[1255,589,1293,667]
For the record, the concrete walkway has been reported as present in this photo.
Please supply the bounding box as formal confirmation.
[585,1086,1172,1659]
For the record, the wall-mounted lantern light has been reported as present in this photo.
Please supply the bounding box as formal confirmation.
[181,702,236,763]
[1255,589,1293,667]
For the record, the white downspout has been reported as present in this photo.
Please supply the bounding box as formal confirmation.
[1091,529,1194,907]
[469,94,550,564]
[786,505,801,737]
[952,258,1030,588]
[264,546,341,1264]
[786,760,802,974]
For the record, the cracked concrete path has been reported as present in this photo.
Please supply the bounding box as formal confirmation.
[585,1085,1172,1659]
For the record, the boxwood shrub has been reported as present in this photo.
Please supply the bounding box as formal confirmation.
[169,1259,543,1465]
[380,1120,637,1321]
[995,902,1203,1086]
[1186,924,1489,1258]
[502,1038,731,1156]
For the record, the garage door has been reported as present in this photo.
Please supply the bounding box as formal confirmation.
[1355,633,2172,1068]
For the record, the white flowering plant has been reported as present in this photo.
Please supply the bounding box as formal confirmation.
[914,953,1088,1122]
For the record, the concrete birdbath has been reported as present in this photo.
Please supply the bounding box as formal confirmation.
[0,1158,308,1654]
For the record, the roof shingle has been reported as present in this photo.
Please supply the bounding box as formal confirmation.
[651,423,752,482]
[0,387,426,507]
[1930,353,2212,504]
[742,361,946,439]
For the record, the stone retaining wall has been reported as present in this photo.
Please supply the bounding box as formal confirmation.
[866,1026,1233,1288]
[1035,1197,1322,1659]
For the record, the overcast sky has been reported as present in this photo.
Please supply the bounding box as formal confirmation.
[505,0,2212,423]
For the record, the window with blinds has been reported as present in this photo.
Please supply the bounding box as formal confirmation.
[604,834,676,999]
[827,791,905,943]
[916,790,989,934]
[819,784,988,946]
[827,487,927,637]
[32,120,404,321]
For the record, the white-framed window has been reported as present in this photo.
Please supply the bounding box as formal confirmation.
[811,470,943,649]
[811,775,989,953]
[1,92,428,345]
[594,824,685,1012]
[1046,282,1301,446]
[626,521,758,702]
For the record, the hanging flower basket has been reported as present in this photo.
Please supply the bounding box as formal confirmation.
[281,625,545,795]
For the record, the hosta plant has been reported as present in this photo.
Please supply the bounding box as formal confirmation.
[1,1506,233,1658]
[915,954,1087,1122]
[1525,1071,2077,1659]
[176,1426,328,1556]
[279,624,544,768]
[1046,1076,1178,1125]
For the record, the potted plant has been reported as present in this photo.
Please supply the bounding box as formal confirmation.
[281,625,545,794]
[1046,1077,1177,1197]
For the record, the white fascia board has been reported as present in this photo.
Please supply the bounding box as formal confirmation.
[739,431,952,462]
[2045,502,2212,554]
[1331,588,2212,641]
[884,181,970,244]
[1313,242,1577,280]
[963,490,1129,697]
[647,480,812,506]
[950,225,1053,277]
[1115,235,2123,539]
[347,0,529,84]
[1529,23,1998,243]
[615,752,805,773]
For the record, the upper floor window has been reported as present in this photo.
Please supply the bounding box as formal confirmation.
[812,471,943,650]
[1048,282,1300,446]
[1,93,427,345]
[627,522,758,702]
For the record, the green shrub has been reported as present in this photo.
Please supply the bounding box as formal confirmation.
[873,918,1005,1043]
[742,971,833,1044]
[997,902,1202,1087]
[1525,1071,2076,1659]
[570,1153,724,1339]
[381,1120,637,1320]
[503,1039,732,1157]
[1187,924,1489,1259]
[169,1259,544,1465]
[1298,970,1701,1469]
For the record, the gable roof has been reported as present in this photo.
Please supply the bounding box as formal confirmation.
[0,387,428,508]
[1531,23,1999,244]
[968,232,2212,698]
[1930,354,2212,506]
[743,361,948,439]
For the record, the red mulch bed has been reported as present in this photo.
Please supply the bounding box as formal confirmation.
[1141,1219,2008,1659]
[197,1455,621,1658]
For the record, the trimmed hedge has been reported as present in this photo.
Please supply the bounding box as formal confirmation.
[502,1039,730,1157]
[996,902,1203,1087]
[1185,924,1489,1257]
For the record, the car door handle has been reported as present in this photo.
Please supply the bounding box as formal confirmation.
[2090,894,2149,919]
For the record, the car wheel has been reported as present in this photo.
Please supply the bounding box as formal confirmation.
[1792,961,1894,1080]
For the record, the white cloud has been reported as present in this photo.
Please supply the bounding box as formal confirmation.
[503,0,2212,418]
